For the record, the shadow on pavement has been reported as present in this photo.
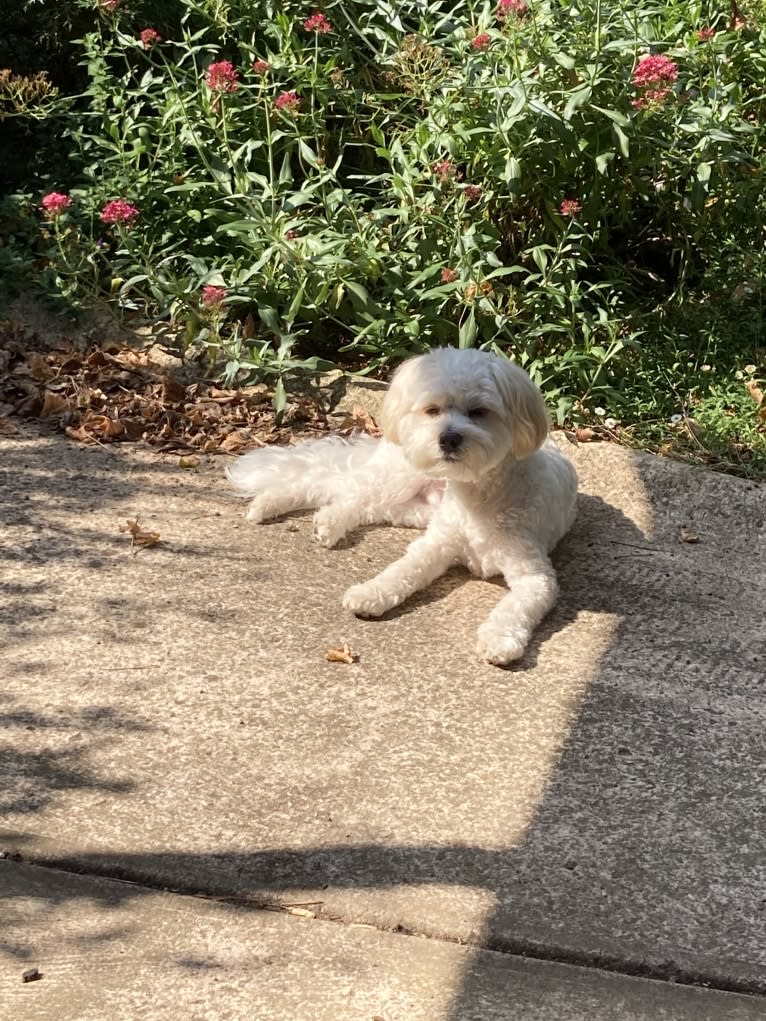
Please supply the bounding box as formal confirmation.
[2,439,765,1015]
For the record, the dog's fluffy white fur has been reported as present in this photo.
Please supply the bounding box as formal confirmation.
[227,347,577,665]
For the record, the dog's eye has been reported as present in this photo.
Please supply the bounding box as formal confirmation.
[424,406,440,417]
[467,407,487,419]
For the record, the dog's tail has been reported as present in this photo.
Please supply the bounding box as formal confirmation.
[225,432,380,500]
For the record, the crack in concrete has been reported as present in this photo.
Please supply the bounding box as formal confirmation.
[8,854,766,1001]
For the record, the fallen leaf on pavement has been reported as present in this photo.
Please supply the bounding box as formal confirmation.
[679,525,701,544]
[120,518,161,550]
[326,642,358,664]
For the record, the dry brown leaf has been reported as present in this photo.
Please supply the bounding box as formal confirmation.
[326,642,358,664]
[282,906,316,918]
[679,525,701,544]
[178,455,200,469]
[162,375,187,404]
[242,312,257,339]
[65,423,95,443]
[26,353,53,381]
[746,379,764,406]
[39,391,71,418]
[576,426,596,442]
[339,404,381,436]
[0,416,19,435]
[219,430,250,453]
[120,518,161,549]
[83,413,124,439]
[208,387,239,402]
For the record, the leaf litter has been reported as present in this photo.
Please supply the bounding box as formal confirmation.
[0,318,370,454]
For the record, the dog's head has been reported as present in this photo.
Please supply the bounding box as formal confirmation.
[379,348,549,481]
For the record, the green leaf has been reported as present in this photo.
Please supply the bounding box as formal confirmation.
[299,140,320,169]
[697,161,712,183]
[344,280,370,306]
[596,151,615,175]
[592,105,631,127]
[273,377,287,416]
[458,309,477,349]
[612,123,630,158]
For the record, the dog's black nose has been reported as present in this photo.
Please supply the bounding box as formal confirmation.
[439,429,463,454]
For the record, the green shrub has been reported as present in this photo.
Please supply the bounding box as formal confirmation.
[32,0,766,426]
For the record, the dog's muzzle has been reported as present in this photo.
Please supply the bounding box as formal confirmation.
[439,428,463,458]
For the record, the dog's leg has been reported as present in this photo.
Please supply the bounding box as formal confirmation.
[476,558,559,666]
[385,501,434,529]
[314,496,434,548]
[245,486,317,523]
[313,500,365,547]
[343,535,454,617]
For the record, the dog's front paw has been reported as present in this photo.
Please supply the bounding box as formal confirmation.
[342,582,394,618]
[313,508,346,548]
[245,495,270,523]
[476,621,529,666]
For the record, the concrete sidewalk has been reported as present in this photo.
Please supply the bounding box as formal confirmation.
[2,406,765,1018]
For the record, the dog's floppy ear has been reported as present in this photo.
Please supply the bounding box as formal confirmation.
[378,355,423,445]
[490,356,549,459]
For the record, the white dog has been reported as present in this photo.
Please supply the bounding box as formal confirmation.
[227,348,577,665]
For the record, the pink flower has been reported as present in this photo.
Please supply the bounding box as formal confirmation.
[41,192,72,218]
[463,184,483,202]
[140,28,160,48]
[275,90,300,113]
[303,11,332,33]
[497,0,529,19]
[253,60,270,75]
[284,229,298,240]
[631,54,678,88]
[433,159,460,184]
[696,27,716,41]
[471,33,491,51]
[100,199,139,226]
[202,285,227,307]
[206,60,239,93]
[441,268,459,283]
[559,198,582,217]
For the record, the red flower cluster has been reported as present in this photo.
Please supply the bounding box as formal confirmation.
[275,90,300,112]
[202,285,227,307]
[41,192,72,218]
[253,60,270,75]
[463,184,483,202]
[471,33,491,51]
[433,159,460,184]
[696,27,715,41]
[559,199,581,217]
[631,54,678,110]
[206,60,239,93]
[140,28,160,48]
[497,0,529,19]
[441,268,459,284]
[631,54,678,87]
[303,11,332,33]
[100,199,139,226]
